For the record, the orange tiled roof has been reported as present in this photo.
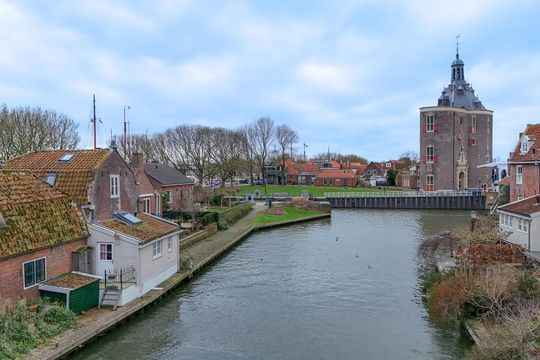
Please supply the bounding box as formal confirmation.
[509,124,540,162]
[5,149,112,204]
[298,162,318,173]
[0,170,89,259]
[317,168,357,179]
[498,194,540,217]
[499,176,511,186]
[100,213,178,243]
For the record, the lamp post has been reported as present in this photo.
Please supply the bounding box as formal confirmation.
[123,105,131,160]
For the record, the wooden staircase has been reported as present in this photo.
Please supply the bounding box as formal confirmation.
[100,286,121,310]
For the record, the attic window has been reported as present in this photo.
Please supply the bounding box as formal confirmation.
[521,137,529,154]
[45,172,57,186]
[59,153,74,162]
[114,212,142,226]
[0,212,7,230]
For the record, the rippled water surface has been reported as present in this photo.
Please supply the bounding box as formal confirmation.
[73,209,472,360]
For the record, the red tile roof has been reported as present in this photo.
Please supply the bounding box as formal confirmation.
[498,194,540,217]
[499,176,511,186]
[5,149,112,204]
[100,213,179,243]
[0,170,89,259]
[508,123,540,162]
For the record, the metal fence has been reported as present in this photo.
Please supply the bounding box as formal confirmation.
[325,190,481,198]
[103,266,136,289]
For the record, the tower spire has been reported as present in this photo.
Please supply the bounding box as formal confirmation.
[455,34,460,58]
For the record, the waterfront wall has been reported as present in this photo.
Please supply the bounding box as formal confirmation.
[180,223,218,250]
[327,195,485,210]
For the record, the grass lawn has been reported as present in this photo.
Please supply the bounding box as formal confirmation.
[251,206,326,226]
[235,184,382,197]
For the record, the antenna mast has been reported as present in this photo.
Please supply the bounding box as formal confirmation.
[93,94,97,149]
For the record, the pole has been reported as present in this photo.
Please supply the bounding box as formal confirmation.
[303,143,307,161]
[123,106,127,160]
[93,95,97,149]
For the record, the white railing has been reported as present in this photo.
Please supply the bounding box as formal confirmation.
[325,190,480,198]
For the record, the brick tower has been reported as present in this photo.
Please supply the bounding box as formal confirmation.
[419,45,493,191]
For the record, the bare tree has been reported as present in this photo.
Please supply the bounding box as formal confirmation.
[209,128,243,187]
[399,150,419,168]
[252,117,275,183]
[239,124,257,185]
[275,124,298,184]
[0,105,79,164]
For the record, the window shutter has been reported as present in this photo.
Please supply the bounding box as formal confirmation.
[433,155,438,163]
[421,155,426,164]
[468,139,472,145]
[468,126,472,133]
[422,123,426,133]
[434,123,439,132]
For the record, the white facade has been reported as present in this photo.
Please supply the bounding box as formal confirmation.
[498,210,540,251]
[87,221,181,306]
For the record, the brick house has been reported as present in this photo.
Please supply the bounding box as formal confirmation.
[396,164,420,189]
[5,147,138,221]
[144,162,195,212]
[0,170,89,304]
[419,49,493,191]
[506,124,540,202]
[315,168,358,187]
[131,153,162,216]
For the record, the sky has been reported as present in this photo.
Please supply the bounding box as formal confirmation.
[1,0,540,162]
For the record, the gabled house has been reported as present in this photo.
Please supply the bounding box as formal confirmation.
[498,194,540,253]
[506,124,540,202]
[0,170,89,304]
[144,162,195,212]
[396,164,420,189]
[5,147,138,221]
[87,212,181,306]
[131,153,162,216]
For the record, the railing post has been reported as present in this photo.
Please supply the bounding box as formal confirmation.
[120,269,123,289]
[104,270,107,289]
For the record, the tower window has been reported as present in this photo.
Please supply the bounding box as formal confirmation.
[426,175,434,191]
[425,115,434,132]
[471,116,477,133]
[426,146,434,163]
[516,165,523,185]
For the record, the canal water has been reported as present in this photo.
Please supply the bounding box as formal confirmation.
[73,210,471,360]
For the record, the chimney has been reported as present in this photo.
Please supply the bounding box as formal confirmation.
[132,152,144,170]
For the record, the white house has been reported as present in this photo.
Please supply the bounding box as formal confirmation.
[498,194,540,253]
[87,212,182,307]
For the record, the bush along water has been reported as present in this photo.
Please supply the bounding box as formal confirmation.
[0,297,77,359]
[418,215,540,359]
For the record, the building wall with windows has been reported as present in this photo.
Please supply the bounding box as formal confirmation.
[507,163,540,202]
[0,239,86,304]
[89,151,139,221]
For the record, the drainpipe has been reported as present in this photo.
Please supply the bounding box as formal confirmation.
[528,218,532,252]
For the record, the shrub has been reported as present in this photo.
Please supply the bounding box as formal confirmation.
[427,275,470,328]
[217,220,229,230]
[421,270,454,296]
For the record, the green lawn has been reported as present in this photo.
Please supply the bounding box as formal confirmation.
[251,206,326,226]
[235,184,381,197]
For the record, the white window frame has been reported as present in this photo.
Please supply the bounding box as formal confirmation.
[425,114,434,132]
[45,173,57,186]
[142,197,151,213]
[517,218,528,233]
[516,165,523,185]
[22,257,47,289]
[426,175,434,191]
[110,175,120,198]
[152,240,162,259]
[167,190,173,204]
[99,243,113,261]
[168,237,173,252]
[471,116,477,133]
[521,138,529,154]
[426,146,434,163]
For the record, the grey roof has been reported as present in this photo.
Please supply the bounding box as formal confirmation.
[144,163,194,186]
[436,53,486,110]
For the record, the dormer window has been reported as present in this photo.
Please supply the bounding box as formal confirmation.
[521,136,530,154]
[58,153,74,162]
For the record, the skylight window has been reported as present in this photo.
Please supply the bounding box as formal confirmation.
[0,212,7,230]
[45,173,57,186]
[114,212,143,226]
[58,153,74,162]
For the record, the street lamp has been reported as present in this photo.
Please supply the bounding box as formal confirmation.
[123,105,131,160]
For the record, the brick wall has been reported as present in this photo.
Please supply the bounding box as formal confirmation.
[163,184,194,211]
[89,151,139,221]
[135,169,158,214]
[419,108,493,190]
[0,238,87,304]
[508,163,540,202]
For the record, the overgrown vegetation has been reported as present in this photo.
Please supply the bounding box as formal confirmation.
[0,298,77,359]
[251,198,326,227]
[418,215,540,359]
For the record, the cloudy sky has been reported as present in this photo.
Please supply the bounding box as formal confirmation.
[1,0,540,161]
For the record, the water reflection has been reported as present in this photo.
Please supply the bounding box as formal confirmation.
[72,209,471,360]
